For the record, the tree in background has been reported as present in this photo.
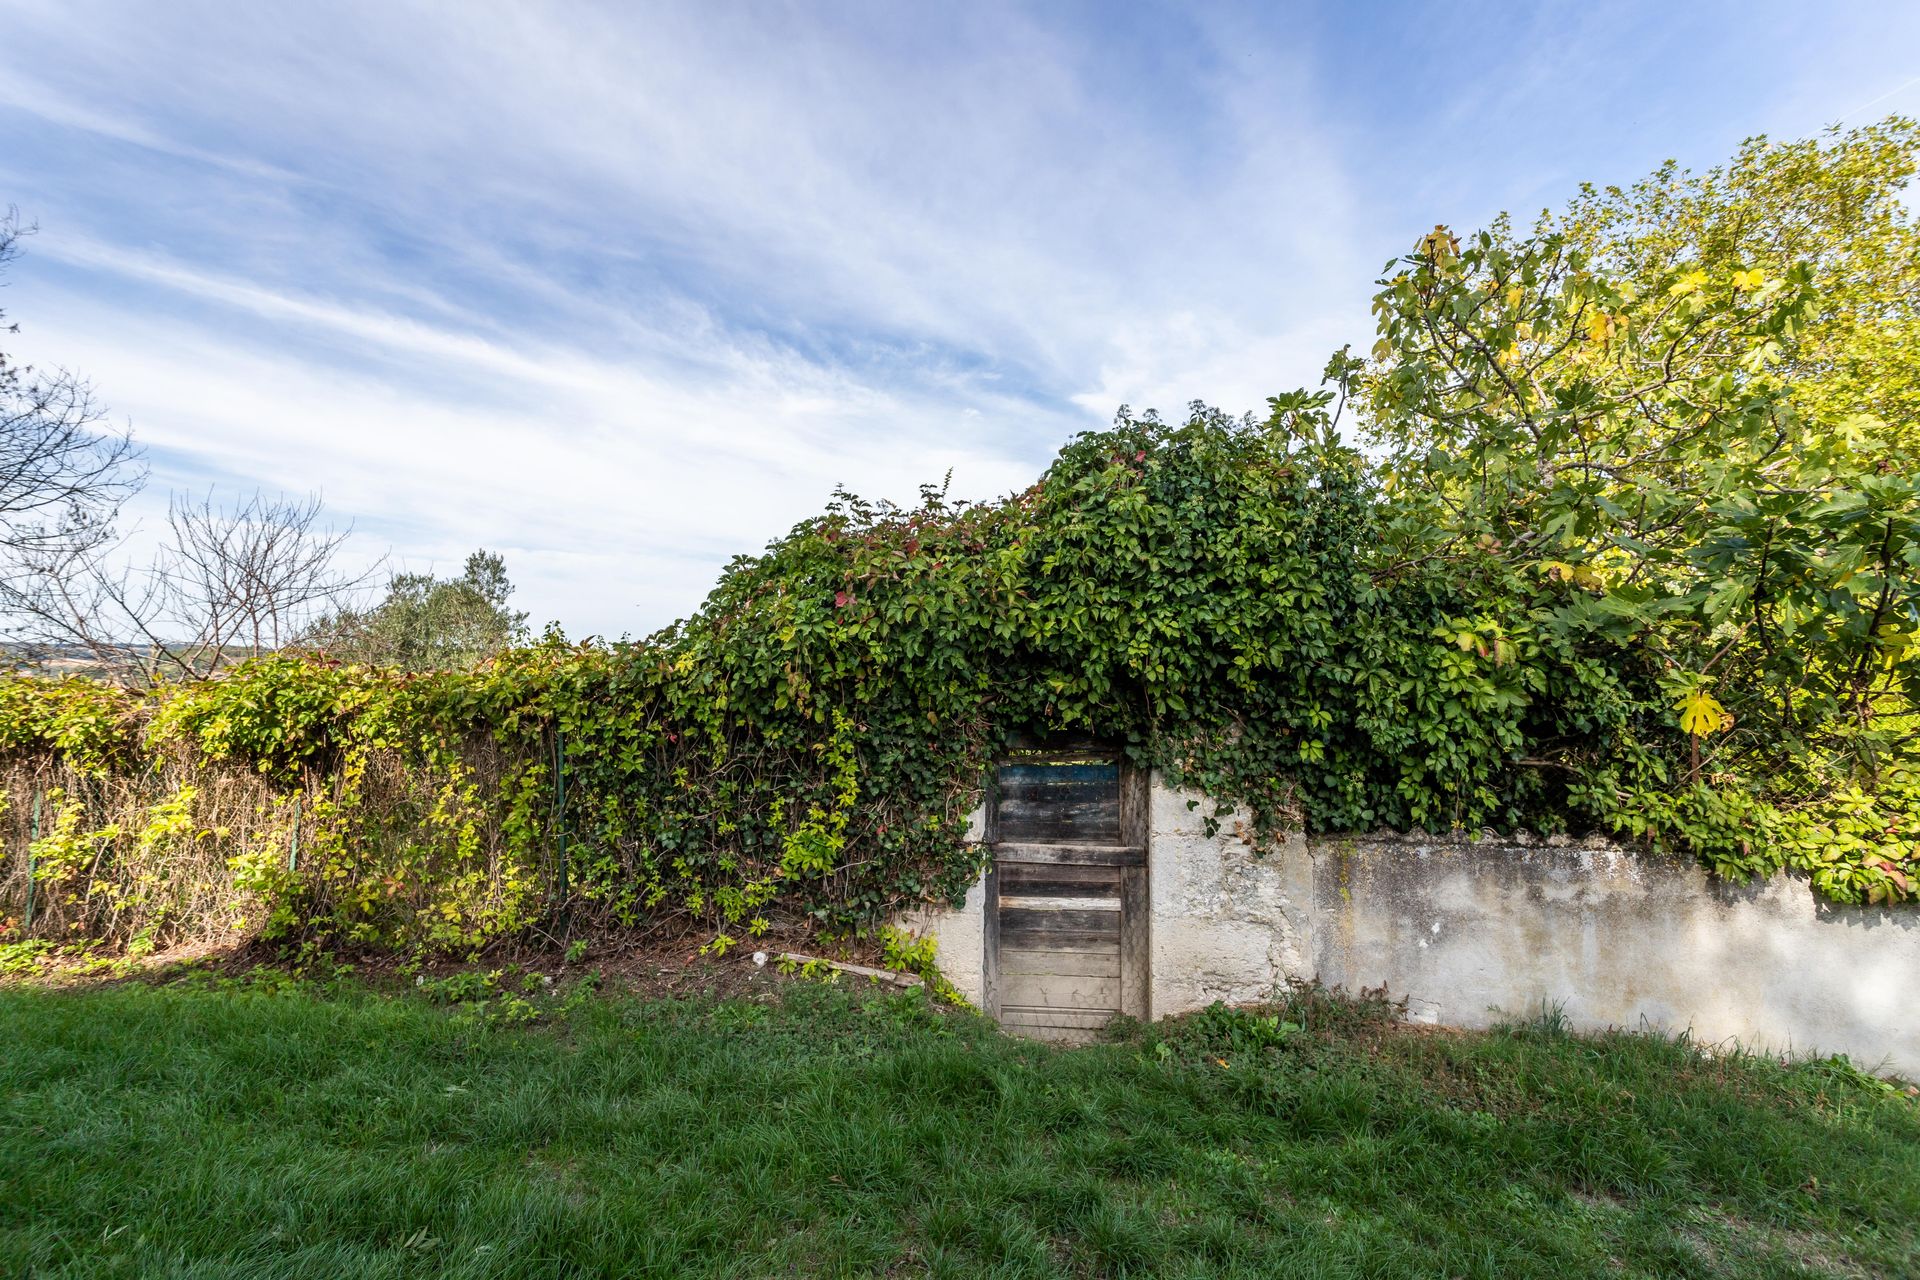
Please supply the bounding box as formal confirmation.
[0,212,523,679]
[1358,117,1918,901]
[0,209,144,644]
[1563,117,1920,438]
[0,210,379,681]
[9,488,374,683]
[301,550,529,670]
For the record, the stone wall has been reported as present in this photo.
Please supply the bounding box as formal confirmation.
[1145,780,1311,1015]
[1311,832,1920,1076]
[896,803,990,1007]
[900,773,1920,1076]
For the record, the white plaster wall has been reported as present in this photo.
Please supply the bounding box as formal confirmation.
[894,786,1920,1077]
[1146,777,1312,1017]
[1310,833,1920,1077]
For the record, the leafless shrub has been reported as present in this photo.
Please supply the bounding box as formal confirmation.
[2,488,380,684]
[157,489,379,675]
[0,209,147,667]
[0,211,383,683]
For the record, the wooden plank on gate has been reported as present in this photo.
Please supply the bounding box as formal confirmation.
[992,759,1123,844]
[996,862,1122,893]
[1007,1022,1101,1044]
[1119,760,1149,848]
[1001,971,1122,1011]
[998,1007,1117,1030]
[997,894,1121,912]
[998,947,1122,978]
[990,843,1145,866]
[1119,862,1149,1018]
[999,907,1119,950]
[982,860,1001,1017]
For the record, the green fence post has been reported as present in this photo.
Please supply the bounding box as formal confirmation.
[23,785,42,933]
[553,726,569,906]
[288,792,301,874]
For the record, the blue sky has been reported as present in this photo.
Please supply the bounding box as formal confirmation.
[2,1,1916,638]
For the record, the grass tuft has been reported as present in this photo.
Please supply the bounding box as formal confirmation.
[1,975,1915,1277]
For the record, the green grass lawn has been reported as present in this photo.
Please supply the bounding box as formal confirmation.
[2,973,1916,1279]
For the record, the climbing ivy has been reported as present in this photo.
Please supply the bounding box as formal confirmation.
[8,122,1917,954]
[0,380,1912,953]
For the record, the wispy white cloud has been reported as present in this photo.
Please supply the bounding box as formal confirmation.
[16,275,1049,635]
[1,0,1914,632]
[0,1,1379,632]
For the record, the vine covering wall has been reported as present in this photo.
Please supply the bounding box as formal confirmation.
[2,398,1912,958]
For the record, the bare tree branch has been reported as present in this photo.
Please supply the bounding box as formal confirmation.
[159,489,381,671]
[0,208,145,589]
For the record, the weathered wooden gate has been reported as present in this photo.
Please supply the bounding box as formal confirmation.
[983,744,1148,1041]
